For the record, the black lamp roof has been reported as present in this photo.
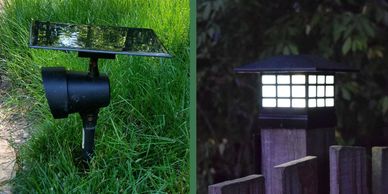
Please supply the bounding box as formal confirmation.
[234,55,358,73]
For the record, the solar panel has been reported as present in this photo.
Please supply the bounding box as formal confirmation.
[29,21,171,58]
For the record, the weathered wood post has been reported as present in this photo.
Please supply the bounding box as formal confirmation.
[261,128,334,194]
[329,146,368,194]
[208,175,265,194]
[234,55,358,194]
[274,156,318,194]
[372,147,388,194]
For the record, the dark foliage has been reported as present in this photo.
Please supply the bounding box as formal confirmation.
[197,0,388,193]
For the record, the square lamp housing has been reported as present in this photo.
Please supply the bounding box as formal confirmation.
[235,55,358,129]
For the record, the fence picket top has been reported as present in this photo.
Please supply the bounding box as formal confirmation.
[274,156,317,168]
[208,174,263,187]
[208,174,265,194]
[372,146,388,151]
[330,145,365,150]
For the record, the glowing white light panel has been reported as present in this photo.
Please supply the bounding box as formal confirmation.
[277,75,290,84]
[292,99,305,108]
[262,98,276,107]
[292,86,305,97]
[262,75,276,84]
[317,98,325,107]
[277,86,290,97]
[326,75,334,84]
[262,86,276,97]
[317,86,325,97]
[308,75,316,84]
[326,98,334,106]
[278,99,290,107]
[308,86,316,97]
[292,75,305,84]
[261,74,335,108]
[317,75,325,84]
[308,99,316,107]
[326,86,334,97]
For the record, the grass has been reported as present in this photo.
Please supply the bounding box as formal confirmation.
[0,0,189,193]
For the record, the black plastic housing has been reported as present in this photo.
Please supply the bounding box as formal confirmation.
[259,107,336,129]
[42,67,110,118]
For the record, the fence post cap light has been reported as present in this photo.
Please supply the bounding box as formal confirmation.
[234,55,359,129]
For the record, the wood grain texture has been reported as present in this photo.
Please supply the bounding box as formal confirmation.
[208,174,264,194]
[305,127,335,194]
[372,147,388,194]
[261,128,334,194]
[274,156,318,194]
[329,146,368,194]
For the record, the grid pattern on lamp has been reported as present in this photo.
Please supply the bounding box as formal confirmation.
[261,74,334,108]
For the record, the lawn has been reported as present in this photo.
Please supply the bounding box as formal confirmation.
[0,0,189,193]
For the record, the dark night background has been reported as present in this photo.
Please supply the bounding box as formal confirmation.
[197,0,388,193]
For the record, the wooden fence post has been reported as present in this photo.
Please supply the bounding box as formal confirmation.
[329,146,368,194]
[372,147,388,194]
[208,174,264,194]
[261,128,334,194]
[274,156,318,194]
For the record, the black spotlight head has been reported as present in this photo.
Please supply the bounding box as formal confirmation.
[42,67,69,118]
[42,67,110,119]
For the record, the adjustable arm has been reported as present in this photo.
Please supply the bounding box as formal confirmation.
[89,57,99,77]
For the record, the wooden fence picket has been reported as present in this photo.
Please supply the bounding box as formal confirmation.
[329,146,368,194]
[261,128,334,194]
[208,142,388,194]
[274,156,318,194]
[372,147,388,194]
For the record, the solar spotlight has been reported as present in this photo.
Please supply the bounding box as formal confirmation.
[30,21,171,162]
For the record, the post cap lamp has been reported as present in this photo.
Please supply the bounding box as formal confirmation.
[235,55,358,129]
